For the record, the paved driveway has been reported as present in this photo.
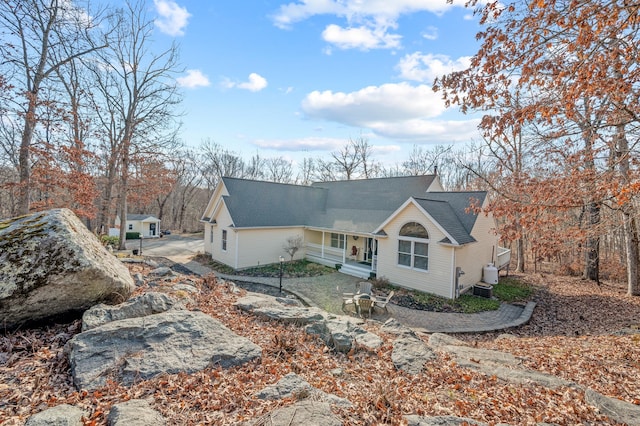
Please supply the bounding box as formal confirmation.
[126,233,204,263]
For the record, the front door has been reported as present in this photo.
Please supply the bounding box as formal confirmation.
[365,238,377,262]
[150,223,156,236]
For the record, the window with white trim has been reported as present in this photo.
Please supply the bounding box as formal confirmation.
[222,229,227,251]
[398,222,429,271]
[128,224,133,230]
[330,233,345,249]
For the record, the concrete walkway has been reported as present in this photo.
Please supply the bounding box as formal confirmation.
[179,260,535,334]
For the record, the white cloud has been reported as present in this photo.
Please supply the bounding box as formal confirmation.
[301,82,480,141]
[372,144,402,154]
[222,73,268,92]
[271,0,459,51]
[239,73,268,92]
[272,0,454,29]
[253,136,345,151]
[421,26,438,41]
[368,118,481,142]
[322,24,401,50]
[396,53,471,84]
[176,69,210,88]
[154,0,190,36]
[303,82,446,122]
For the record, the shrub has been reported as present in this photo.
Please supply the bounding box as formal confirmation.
[100,235,119,248]
[126,232,141,240]
[370,276,391,290]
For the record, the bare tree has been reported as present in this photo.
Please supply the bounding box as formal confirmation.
[402,145,452,176]
[283,235,303,261]
[264,157,293,183]
[246,151,265,181]
[313,157,338,182]
[331,139,362,180]
[199,138,246,190]
[89,0,182,248]
[296,157,315,185]
[351,136,380,178]
[0,0,109,214]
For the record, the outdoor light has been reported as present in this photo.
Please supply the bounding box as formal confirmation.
[279,256,285,293]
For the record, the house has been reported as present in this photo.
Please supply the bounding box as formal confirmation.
[113,214,161,238]
[201,175,510,299]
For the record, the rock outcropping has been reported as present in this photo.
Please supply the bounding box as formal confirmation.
[0,208,135,329]
[67,295,262,390]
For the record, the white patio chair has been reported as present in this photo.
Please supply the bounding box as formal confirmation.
[357,281,372,295]
[374,291,394,314]
[357,296,374,318]
[341,292,356,312]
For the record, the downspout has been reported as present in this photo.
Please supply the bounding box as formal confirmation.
[452,248,457,299]
[235,231,239,269]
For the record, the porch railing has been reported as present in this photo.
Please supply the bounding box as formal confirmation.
[496,247,511,270]
[305,242,344,263]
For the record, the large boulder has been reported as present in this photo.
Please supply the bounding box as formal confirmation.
[107,399,166,426]
[25,404,87,426]
[82,291,180,331]
[65,309,262,390]
[0,208,134,328]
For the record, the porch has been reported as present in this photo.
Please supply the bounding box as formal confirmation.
[496,247,511,273]
[305,241,377,280]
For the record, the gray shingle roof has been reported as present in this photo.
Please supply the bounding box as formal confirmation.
[413,191,487,245]
[307,175,436,232]
[127,214,159,221]
[219,176,486,245]
[222,178,326,227]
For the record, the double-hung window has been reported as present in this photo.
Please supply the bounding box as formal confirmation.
[222,229,227,251]
[330,233,345,249]
[397,222,429,271]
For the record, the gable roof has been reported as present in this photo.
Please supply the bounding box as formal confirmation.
[307,175,437,233]
[413,191,487,245]
[221,178,326,227]
[212,176,487,244]
[126,214,159,221]
[219,175,437,232]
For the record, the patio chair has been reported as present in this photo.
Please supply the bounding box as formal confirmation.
[357,296,374,318]
[374,291,394,314]
[357,281,372,295]
[341,292,356,312]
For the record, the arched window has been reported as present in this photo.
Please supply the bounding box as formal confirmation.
[398,222,429,271]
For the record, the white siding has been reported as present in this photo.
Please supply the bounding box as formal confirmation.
[208,206,236,268]
[236,227,305,269]
[455,210,499,291]
[376,204,455,298]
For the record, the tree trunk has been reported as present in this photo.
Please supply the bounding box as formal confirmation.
[516,236,525,273]
[623,212,640,295]
[117,146,130,251]
[616,121,640,295]
[17,95,38,214]
[583,201,600,283]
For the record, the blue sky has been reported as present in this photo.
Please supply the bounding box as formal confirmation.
[149,0,483,168]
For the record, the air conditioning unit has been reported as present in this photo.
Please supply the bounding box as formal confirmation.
[473,284,493,298]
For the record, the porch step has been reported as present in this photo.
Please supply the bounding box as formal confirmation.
[339,263,372,279]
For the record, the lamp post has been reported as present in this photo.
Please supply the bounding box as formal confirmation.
[279,256,284,293]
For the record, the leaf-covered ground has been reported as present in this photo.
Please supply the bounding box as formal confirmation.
[1,267,639,425]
